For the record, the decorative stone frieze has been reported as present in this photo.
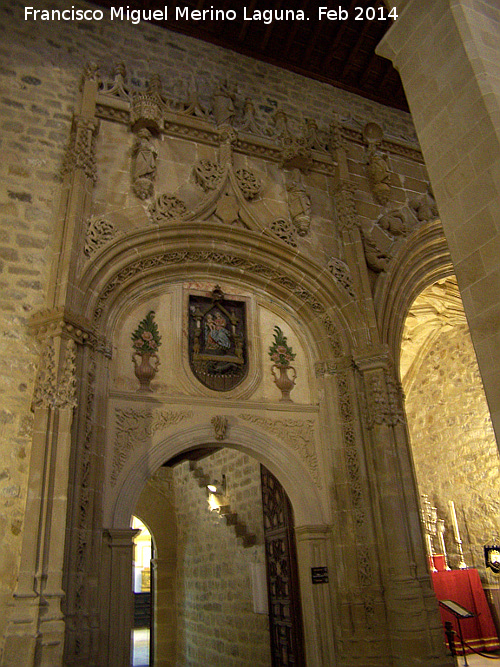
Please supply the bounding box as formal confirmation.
[111,408,193,486]
[239,414,320,485]
[29,308,112,357]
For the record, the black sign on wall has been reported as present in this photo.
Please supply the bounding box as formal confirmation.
[311,567,329,584]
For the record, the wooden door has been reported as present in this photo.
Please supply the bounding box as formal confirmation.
[261,466,305,666]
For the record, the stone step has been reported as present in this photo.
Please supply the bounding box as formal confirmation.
[189,462,257,549]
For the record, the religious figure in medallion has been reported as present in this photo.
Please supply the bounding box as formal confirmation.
[189,286,247,391]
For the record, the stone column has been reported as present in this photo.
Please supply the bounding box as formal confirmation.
[355,349,452,666]
[100,529,140,667]
[2,336,78,667]
[377,0,500,451]
[294,525,336,667]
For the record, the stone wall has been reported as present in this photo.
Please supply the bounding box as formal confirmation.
[404,322,500,579]
[173,449,271,666]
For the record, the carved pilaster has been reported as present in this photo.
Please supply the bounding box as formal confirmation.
[61,115,100,183]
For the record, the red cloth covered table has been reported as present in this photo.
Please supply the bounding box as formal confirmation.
[431,568,500,655]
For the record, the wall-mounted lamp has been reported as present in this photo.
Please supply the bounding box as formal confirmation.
[207,474,227,512]
[207,474,226,496]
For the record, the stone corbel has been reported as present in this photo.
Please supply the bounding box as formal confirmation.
[130,73,165,133]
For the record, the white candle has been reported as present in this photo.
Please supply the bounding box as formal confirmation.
[448,500,461,542]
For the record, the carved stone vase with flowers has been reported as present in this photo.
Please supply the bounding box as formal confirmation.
[269,326,297,402]
[131,311,161,392]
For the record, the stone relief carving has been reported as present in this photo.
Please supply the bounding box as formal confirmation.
[111,408,193,486]
[131,311,162,392]
[269,326,297,403]
[32,337,77,409]
[364,369,406,428]
[327,258,356,299]
[93,250,343,356]
[286,172,311,236]
[334,183,358,231]
[235,169,261,200]
[194,159,225,192]
[358,546,374,586]
[410,187,439,222]
[275,110,313,172]
[211,415,228,441]
[84,216,117,257]
[131,128,158,199]
[213,81,236,127]
[61,115,100,183]
[335,370,369,530]
[362,235,390,273]
[363,123,391,206]
[239,414,320,485]
[99,61,130,101]
[378,209,408,237]
[268,218,297,247]
[149,194,188,223]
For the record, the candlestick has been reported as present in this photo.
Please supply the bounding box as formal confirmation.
[448,500,461,542]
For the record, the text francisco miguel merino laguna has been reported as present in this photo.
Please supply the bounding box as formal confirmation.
[24,5,398,24]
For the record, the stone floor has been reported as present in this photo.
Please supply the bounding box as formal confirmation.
[452,652,500,666]
[132,628,150,667]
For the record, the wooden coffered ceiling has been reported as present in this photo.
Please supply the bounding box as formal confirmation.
[92,0,409,112]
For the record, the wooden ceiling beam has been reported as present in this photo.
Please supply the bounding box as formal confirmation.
[283,0,312,59]
[238,0,258,42]
[320,0,358,71]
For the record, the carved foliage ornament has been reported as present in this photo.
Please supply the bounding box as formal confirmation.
[328,258,356,299]
[189,286,247,392]
[33,337,78,409]
[84,216,116,257]
[239,414,319,485]
[149,194,188,223]
[365,369,405,428]
[111,408,193,485]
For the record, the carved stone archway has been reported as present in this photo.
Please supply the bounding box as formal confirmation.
[106,423,335,667]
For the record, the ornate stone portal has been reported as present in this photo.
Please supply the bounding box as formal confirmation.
[4,57,456,667]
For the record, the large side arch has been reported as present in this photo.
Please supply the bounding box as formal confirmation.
[374,219,454,369]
